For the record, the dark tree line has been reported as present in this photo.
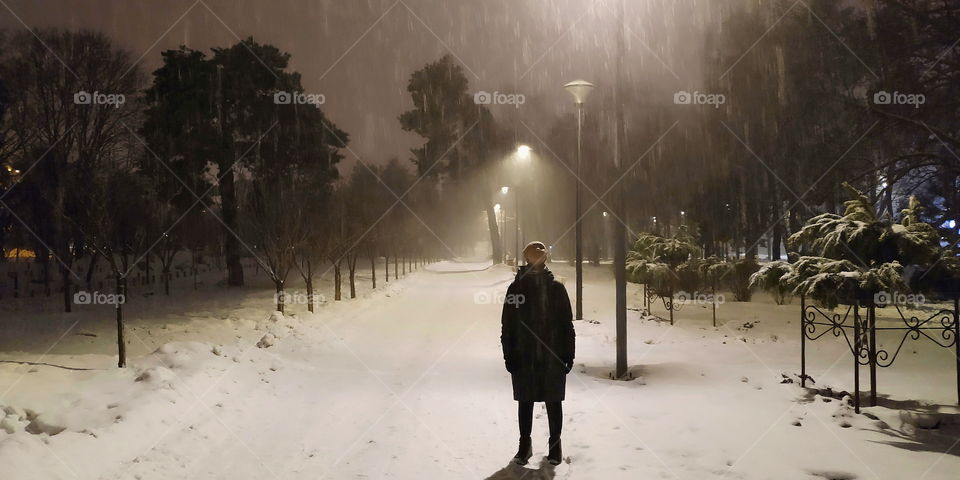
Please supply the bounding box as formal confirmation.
[0,29,442,367]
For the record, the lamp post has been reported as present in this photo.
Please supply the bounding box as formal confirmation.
[564,79,594,321]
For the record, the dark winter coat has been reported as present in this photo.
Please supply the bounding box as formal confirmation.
[500,265,575,402]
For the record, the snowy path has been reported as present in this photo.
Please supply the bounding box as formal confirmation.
[2,261,959,479]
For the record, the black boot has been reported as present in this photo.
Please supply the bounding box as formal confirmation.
[513,436,532,465]
[547,436,562,465]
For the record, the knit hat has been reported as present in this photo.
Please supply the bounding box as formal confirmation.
[522,241,547,265]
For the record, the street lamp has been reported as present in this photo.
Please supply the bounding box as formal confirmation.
[517,144,532,160]
[564,79,594,321]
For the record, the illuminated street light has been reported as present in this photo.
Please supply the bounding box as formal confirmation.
[500,186,509,195]
[564,79,595,321]
[517,144,532,160]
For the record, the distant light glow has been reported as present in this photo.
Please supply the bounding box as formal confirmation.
[517,145,532,159]
[494,203,501,213]
[602,211,608,217]
[500,186,509,194]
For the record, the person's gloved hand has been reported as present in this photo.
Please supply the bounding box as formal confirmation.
[563,360,574,374]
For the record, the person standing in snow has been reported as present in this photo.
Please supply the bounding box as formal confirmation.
[500,241,576,466]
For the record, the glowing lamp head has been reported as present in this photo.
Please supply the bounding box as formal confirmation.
[500,186,509,195]
[516,145,532,159]
[563,79,595,105]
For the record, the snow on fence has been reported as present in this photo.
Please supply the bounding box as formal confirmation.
[800,294,960,413]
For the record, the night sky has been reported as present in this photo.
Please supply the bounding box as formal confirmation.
[0,0,711,173]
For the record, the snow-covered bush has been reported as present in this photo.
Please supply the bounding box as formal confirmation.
[626,229,699,297]
[729,258,761,302]
[783,183,940,308]
[749,261,794,305]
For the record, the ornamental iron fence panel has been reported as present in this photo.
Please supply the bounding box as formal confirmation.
[801,295,959,413]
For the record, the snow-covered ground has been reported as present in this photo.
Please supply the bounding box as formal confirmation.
[1,260,958,479]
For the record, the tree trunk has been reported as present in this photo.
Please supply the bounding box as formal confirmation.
[220,168,244,286]
[384,253,389,282]
[37,246,50,297]
[306,259,315,312]
[61,263,72,313]
[394,255,398,280]
[484,199,503,263]
[163,267,171,295]
[334,263,342,300]
[348,256,357,299]
[116,274,126,368]
[275,279,284,313]
[192,250,199,290]
[370,254,377,289]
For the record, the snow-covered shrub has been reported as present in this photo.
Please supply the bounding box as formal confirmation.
[788,183,939,266]
[675,259,706,293]
[749,261,794,305]
[728,258,760,302]
[626,229,699,297]
[784,183,940,308]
